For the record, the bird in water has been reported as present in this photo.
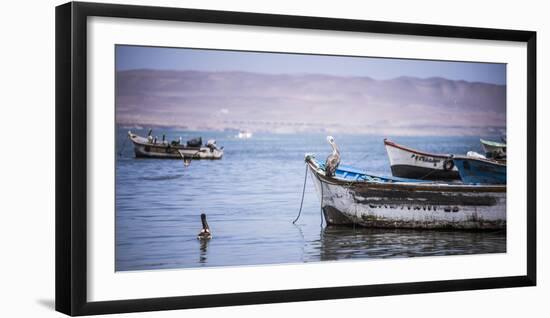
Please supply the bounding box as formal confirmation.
[197,213,212,240]
[325,136,340,177]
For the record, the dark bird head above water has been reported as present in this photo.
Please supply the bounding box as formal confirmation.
[324,136,340,177]
[197,213,212,240]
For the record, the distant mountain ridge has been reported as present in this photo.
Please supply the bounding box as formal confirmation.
[116,70,506,136]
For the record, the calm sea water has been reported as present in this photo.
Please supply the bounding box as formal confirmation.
[115,128,506,271]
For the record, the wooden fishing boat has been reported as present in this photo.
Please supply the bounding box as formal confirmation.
[480,138,506,159]
[305,154,506,230]
[383,139,460,180]
[452,156,506,185]
[127,131,223,159]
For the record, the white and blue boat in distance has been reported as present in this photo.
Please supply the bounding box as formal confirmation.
[305,149,506,230]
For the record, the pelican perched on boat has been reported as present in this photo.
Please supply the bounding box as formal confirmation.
[197,213,212,240]
[324,136,340,177]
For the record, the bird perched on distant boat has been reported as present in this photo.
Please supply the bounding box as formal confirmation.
[325,136,340,177]
[197,213,212,240]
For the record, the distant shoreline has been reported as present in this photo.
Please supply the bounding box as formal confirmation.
[116,124,506,138]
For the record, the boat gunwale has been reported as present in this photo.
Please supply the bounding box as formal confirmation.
[305,156,506,193]
[452,155,507,167]
[383,138,451,159]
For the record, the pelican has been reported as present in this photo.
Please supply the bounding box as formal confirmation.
[197,213,212,240]
[325,136,340,177]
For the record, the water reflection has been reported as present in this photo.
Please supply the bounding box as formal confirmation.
[318,226,506,261]
[199,239,210,264]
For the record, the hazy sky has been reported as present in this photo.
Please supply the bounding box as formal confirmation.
[116,45,506,85]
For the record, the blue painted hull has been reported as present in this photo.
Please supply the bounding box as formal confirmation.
[452,157,506,184]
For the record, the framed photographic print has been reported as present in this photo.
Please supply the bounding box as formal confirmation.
[55,1,536,316]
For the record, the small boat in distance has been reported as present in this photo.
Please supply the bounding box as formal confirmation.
[480,138,506,159]
[127,131,223,159]
[452,156,506,185]
[236,130,253,139]
[305,153,506,230]
[383,139,460,180]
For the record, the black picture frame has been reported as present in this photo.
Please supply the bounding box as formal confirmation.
[55,1,537,316]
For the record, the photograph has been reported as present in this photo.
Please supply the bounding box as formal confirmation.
[114,45,507,272]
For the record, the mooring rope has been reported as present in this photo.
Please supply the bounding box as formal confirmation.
[320,178,324,227]
[416,167,440,180]
[177,150,201,168]
[292,164,309,224]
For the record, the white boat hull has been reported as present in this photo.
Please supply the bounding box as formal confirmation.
[384,139,459,180]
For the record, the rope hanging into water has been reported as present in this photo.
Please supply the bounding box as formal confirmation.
[292,164,309,224]
[177,150,201,168]
[320,182,324,227]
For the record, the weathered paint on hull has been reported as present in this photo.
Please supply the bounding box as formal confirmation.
[134,144,187,159]
[384,139,459,181]
[308,164,506,230]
